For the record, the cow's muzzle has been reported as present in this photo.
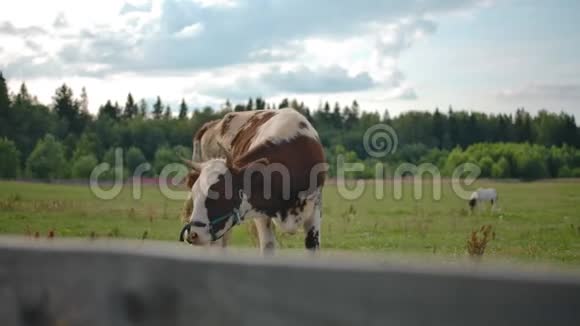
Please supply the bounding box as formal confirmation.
[179,221,207,244]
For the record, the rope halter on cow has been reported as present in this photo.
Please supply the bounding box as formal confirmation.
[179,208,243,243]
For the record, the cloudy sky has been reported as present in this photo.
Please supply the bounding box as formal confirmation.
[1,0,579,117]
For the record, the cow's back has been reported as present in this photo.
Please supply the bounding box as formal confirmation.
[194,111,261,161]
[195,109,326,193]
[234,109,326,202]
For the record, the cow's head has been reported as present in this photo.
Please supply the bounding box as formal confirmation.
[179,143,268,245]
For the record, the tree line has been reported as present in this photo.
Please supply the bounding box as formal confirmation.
[0,71,579,180]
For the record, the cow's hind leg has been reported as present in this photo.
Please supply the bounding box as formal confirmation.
[303,189,322,251]
[254,216,276,254]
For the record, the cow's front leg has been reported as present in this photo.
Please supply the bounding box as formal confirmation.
[254,216,276,254]
[303,189,322,251]
[210,229,231,248]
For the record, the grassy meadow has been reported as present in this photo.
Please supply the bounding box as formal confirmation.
[1,179,579,265]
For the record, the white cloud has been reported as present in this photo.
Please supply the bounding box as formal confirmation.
[173,22,204,39]
[120,0,153,15]
[497,83,580,101]
[192,0,238,8]
[0,0,492,112]
[200,65,376,99]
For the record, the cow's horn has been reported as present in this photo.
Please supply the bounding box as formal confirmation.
[217,141,234,164]
[180,157,202,171]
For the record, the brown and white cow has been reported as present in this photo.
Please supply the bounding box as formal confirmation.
[179,108,326,252]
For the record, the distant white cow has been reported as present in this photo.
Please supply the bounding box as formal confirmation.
[469,188,498,213]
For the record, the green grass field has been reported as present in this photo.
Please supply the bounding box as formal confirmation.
[1,179,580,265]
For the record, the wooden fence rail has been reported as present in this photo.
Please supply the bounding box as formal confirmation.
[0,238,579,326]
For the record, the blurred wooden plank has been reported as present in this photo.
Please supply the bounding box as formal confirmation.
[0,238,579,326]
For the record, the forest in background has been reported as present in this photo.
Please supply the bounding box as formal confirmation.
[1,71,579,180]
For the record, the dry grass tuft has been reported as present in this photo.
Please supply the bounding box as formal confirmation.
[0,193,21,210]
[340,204,357,231]
[107,227,120,238]
[570,224,580,236]
[162,201,169,219]
[467,224,494,259]
[128,208,136,220]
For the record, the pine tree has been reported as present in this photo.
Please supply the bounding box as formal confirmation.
[382,108,391,123]
[79,87,89,113]
[561,113,578,147]
[53,84,83,133]
[332,102,342,128]
[224,99,232,112]
[246,97,254,111]
[351,100,360,116]
[515,108,533,142]
[178,99,188,119]
[164,105,171,119]
[447,106,458,146]
[255,97,266,110]
[123,93,137,119]
[152,96,163,119]
[114,102,121,119]
[0,72,9,110]
[14,83,31,107]
[497,114,511,142]
[0,72,11,138]
[53,84,77,121]
[432,107,445,148]
[139,99,147,118]
[290,99,299,109]
[344,100,359,129]
[98,100,118,120]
